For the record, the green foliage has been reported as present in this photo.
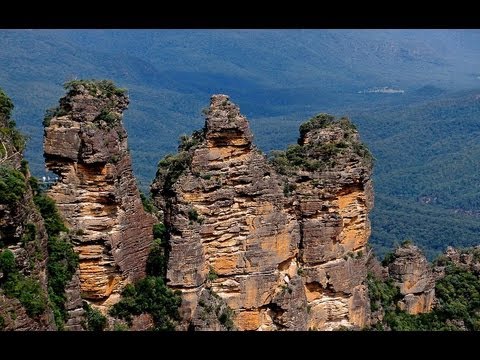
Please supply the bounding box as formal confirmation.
[140,192,154,213]
[283,182,296,196]
[146,223,168,277]
[218,306,235,330]
[64,79,127,97]
[21,223,36,244]
[155,151,192,192]
[33,194,67,236]
[20,159,29,176]
[367,273,400,312]
[0,249,16,275]
[0,92,27,150]
[0,166,26,204]
[109,276,182,331]
[188,208,200,223]
[0,314,4,329]
[3,274,47,317]
[94,109,120,127]
[1,250,47,318]
[381,251,396,266]
[34,192,77,329]
[434,264,480,330]
[146,239,166,277]
[401,239,413,247]
[43,106,69,127]
[270,114,370,176]
[83,302,107,331]
[152,223,167,243]
[113,323,129,331]
[0,88,14,119]
[178,129,204,152]
[46,235,79,329]
[207,267,218,282]
[299,113,335,138]
[269,145,323,175]
[369,260,480,331]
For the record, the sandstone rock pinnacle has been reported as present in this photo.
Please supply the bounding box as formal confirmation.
[43,80,154,309]
[152,95,374,330]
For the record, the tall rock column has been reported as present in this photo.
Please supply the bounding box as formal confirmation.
[152,95,374,330]
[280,114,374,330]
[43,80,154,308]
[152,95,301,330]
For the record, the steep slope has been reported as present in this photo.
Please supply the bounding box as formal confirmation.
[43,80,154,309]
[152,95,373,330]
[0,88,55,330]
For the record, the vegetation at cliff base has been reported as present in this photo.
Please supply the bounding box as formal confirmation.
[109,276,182,331]
[33,190,78,329]
[83,302,107,331]
[0,249,48,318]
[368,258,480,331]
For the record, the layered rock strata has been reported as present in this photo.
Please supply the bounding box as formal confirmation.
[152,95,374,330]
[43,81,154,308]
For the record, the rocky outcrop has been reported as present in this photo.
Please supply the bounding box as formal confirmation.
[43,80,154,309]
[152,95,373,330]
[387,244,435,314]
[434,246,480,279]
[0,88,55,330]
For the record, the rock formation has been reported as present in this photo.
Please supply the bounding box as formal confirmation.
[152,95,374,330]
[0,89,55,330]
[43,80,154,309]
[387,243,435,314]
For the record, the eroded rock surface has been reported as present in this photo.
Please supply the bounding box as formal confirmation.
[387,244,435,314]
[152,95,374,330]
[43,81,154,309]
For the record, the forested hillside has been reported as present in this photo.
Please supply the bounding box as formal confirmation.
[1,30,480,259]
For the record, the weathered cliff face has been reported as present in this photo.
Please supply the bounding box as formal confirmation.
[43,81,154,309]
[0,89,54,330]
[284,114,374,330]
[152,95,373,330]
[387,244,435,314]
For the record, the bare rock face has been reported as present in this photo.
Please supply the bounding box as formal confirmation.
[63,270,85,331]
[152,95,374,330]
[387,244,435,314]
[152,95,300,330]
[43,81,154,309]
[283,114,374,330]
[0,88,55,330]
